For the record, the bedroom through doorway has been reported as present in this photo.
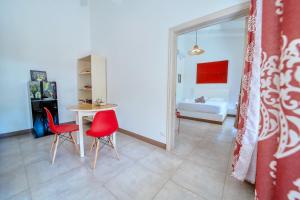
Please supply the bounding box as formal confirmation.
[173,16,247,158]
[168,14,254,200]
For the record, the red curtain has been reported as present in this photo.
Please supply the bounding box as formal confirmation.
[233,0,300,198]
[256,0,300,199]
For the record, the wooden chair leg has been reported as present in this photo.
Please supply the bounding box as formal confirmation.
[109,136,120,160]
[50,135,56,153]
[69,132,79,154]
[92,138,100,169]
[89,138,96,153]
[51,135,60,164]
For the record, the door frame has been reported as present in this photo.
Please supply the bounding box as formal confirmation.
[166,2,250,151]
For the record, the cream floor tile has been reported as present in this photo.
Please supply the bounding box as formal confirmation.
[153,181,204,200]
[16,133,36,145]
[138,149,183,176]
[172,135,202,158]
[85,151,134,184]
[0,137,20,157]
[19,139,51,165]
[193,141,232,161]
[187,150,229,173]
[6,190,31,200]
[172,161,226,200]
[0,153,23,175]
[0,167,28,200]
[105,164,169,200]
[116,132,138,147]
[26,149,83,187]
[222,175,255,200]
[119,140,155,160]
[31,167,116,200]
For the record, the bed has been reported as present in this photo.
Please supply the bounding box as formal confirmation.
[177,98,228,124]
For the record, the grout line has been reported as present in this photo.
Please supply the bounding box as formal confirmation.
[171,180,208,200]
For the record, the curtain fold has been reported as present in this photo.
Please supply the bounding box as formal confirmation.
[232,0,261,183]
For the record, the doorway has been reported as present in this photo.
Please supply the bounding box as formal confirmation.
[166,2,250,151]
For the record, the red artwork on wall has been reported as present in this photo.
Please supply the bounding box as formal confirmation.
[196,60,228,84]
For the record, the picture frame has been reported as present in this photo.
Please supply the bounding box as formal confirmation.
[29,81,42,100]
[30,70,47,82]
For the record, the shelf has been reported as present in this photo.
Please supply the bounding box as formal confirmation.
[80,88,92,91]
[79,72,91,75]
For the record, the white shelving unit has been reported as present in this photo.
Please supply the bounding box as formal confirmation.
[77,55,107,105]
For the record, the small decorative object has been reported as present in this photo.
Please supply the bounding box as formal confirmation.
[29,81,42,100]
[30,70,47,82]
[84,85,92,89]
[95,98,101,106]
[94,97,105,106]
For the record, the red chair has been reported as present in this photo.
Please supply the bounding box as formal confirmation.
[44,107,79,164]
[86,110,119,169]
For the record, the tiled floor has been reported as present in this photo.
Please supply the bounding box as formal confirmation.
[0,118,254,200]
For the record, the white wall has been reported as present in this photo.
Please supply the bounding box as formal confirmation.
[0,0,90,134]
[90,0,248,143]
[176,18,246,113]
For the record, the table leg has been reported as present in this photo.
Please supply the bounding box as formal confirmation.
[78,112,85,157]
[112,131,117,146]
[75,112,80,144]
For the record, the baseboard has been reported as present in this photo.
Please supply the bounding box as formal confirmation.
[118,128,166,150]
[0,121,77,139]
[179,116,223,125]
[0,128,32,139]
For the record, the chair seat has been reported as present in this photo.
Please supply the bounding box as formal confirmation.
[54,124,79,134]
[86,129,112,138]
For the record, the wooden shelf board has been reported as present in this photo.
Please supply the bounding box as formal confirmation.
[79,72,91,75]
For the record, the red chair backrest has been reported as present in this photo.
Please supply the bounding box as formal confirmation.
[44,107,57,133]
[90,110,119,136]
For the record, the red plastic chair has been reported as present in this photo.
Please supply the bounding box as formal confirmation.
[44,107,79,164]
[86,110,119,169]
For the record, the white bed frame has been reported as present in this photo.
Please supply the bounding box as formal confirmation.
[178,110,227,125]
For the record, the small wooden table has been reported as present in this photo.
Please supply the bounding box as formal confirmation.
[68,104,118,157]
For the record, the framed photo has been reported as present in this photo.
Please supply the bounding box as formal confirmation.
[30,70,47,82]
[42,81,57,99]
[29,81,42,100]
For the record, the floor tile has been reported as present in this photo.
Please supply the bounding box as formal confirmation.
[119,140,155,160]
[172,135,201,157]
[172,161,226,200]
[153,181,204,200]
[222,175,255,200]
[0,153,23,175]
[0,167,28,200]
[138,149,183,176]
[116,132,138,147]
[0,137,20,157]
[6,190,31,200]
[86,150,134,184]
[26,149,83,187]
[31,167,116,200]
[105,164,168,200]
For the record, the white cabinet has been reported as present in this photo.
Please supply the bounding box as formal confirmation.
[77,55,107,104]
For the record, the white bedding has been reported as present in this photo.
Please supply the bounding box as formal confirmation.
[177,98,228,123]
[177,99,228,114]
